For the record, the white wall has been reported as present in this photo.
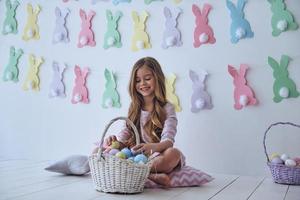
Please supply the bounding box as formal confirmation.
[0,0,299,176]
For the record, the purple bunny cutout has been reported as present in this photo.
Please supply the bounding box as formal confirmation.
[49,61,66,98]
[53,7,70,44]
[189,69,213,113]
[77,9,96,48]
[71,65,89,104]
[162,7,182,49]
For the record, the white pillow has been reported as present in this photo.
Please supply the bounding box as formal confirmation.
[45,155,90,175]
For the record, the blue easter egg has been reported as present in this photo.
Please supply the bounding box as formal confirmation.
[134,154,148,164]
[121,147,133,158]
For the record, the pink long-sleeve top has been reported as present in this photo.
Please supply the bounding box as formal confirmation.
[117,103,178,144]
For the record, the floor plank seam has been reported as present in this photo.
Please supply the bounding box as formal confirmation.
[167,187,192,199]
[207,176,240,200]
[246,177,266,200]
[283,185,290,200]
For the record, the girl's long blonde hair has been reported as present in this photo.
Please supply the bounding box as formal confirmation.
[127,57,167,146]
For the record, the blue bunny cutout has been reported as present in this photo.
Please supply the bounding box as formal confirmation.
[226,0,254,43]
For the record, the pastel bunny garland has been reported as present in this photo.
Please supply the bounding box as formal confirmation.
[49,61,66,98]
[2,46,23,82]
[268,55,299,102]
[2,0,19,35]
[112,0,131,6]
[53,7,70,44]
[226,0,254,43]
[228,64,257,110]
[71,65,89,104]
[103,10,123,49]
[268,0,298,36]
[189,69,213,113]
[22,54,44,91]
[102,68,121,108]
[162,7,182,49]
[192,3,216,48]
[78,9,96,48]
[131,10,151,52]
[22,3,41,41]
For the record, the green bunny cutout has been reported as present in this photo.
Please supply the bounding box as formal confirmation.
[103,10,122,49]
[268,55,299,103]
[2,46,23,82]
[2,0,19,35]
[102,68,121,108]
[268,0,298,36]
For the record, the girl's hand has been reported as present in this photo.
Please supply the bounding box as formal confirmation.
[104,135,117,147]
[132,143,158,156]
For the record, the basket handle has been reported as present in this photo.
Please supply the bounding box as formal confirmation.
[263,122,300,162]
[96,116,140,160]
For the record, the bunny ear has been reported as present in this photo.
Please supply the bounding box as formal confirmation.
[106,9,112,20]
[114,11,122,22]
[131,11,139,23]
[82,67,89,78]
[189,70,199,82]
[198,69,208,83]
[104,68,111,81]
[88,10,96,21]
[52,61,59,71]
[192,4,201,16]
[9,46,15,56]
[237,0,246,12]
[55,7,61,17]
[164,6,172,18]
[74,65,81,76]
[140,11,149,23]
[228,65,238,77]
[280,55,290,69]
[6,0,11,9]
[268,56,279,70]
[202,4,212,18]
[62,8,70,18]
[239,64,249,77]
[27,3,33,14]
[226,0,236,12]
[79,9,86,20]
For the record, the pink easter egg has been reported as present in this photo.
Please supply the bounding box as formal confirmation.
[109,149,119,155]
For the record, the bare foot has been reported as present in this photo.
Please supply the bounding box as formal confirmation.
[148,173,170,187]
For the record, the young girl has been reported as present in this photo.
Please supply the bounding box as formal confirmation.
[99,57,185,186]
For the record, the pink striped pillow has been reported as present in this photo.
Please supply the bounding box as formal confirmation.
[145,166,213,188]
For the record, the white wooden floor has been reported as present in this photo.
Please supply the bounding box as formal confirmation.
[0,158,299,200]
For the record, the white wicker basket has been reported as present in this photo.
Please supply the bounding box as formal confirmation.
[89,117,151,193]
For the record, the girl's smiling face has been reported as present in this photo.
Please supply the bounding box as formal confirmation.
[135,65,156,99]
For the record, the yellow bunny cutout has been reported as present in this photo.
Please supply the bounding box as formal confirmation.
[131,10,151,52]
[22,3,41,41]
[22,54,44,91]
[166,73,182,112]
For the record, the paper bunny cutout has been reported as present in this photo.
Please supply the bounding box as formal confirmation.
[53,7,70,44]
[77,9,96,48]
[268,55,299,103]
[228,64,257,110]
[103,10,122,49]
[192,4,216,48]
[2,46,23,82]
[2,0,19,35]
[189,69,213,113]
[49,61,66,98]
[268,0,298,36]
[102,68,121,108]
[166,73,181,112]
[22,3,41,41]
[22,54,44,91]
[162,7,182,49]
[226,0,254,43]
[131,11,151,52]
[112,0,131,5]
[144,0,163,5]
[71,65,89,104]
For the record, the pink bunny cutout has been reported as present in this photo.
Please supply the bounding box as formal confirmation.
[192,3,216,48]
[228,64,257,110]
[78,9,96,48]
[71,65,89,104]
